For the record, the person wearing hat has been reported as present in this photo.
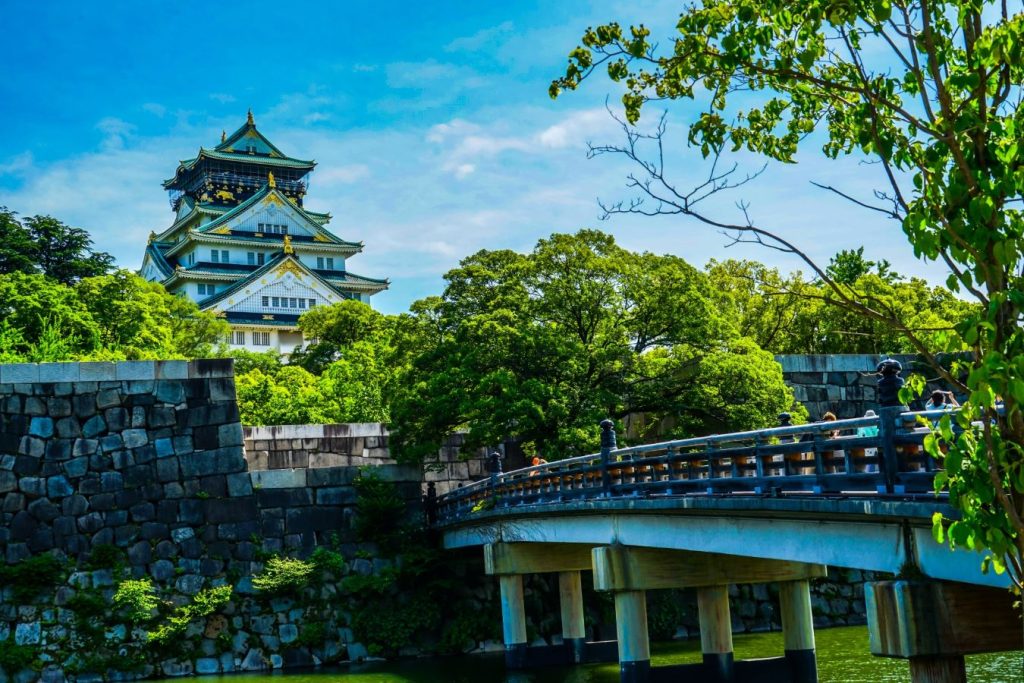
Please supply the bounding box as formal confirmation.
[856,410,880,472]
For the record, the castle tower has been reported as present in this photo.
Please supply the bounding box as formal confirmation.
[140,113,388,354]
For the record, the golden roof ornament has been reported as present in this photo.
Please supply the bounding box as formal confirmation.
[267,172,276,188]
[148,231,156,244]
[282,234,294,254]
[220,130,226,143]
[247,109,255,125]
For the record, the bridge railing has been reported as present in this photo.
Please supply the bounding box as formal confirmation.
[435,408,959,523]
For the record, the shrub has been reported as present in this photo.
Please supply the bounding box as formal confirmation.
[352,471,407,546]
[0,636,37,673]
[0,553,64,603]
[146,585,233,648]
[112,579,159,622]
[251,557,315,595]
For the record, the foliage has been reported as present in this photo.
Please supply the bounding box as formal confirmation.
[0,552,64,602]
[309,546,347,576]
[0,208,113,284]
[85,543,125,571]
[352,471,408,549]
[0,269,228,362]
[146,585,233,648]
[553,0,1024,584]
[392,229,796,461]
[233,300,428,427]
[0,636,38,673]
[251,557,316,595]
[112,579,159,623]
[707,257,976,355]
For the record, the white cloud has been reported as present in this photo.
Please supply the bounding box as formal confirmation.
[0,152,34,176]
[444,21,515,53]
[209,93,236,104]
[142,103,166,118]
[96,118,136,151]
[315,164,371,185]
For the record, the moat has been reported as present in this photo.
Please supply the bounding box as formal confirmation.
[198,627,1020,683]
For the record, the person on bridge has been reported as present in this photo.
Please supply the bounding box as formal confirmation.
[924,390,959,411]
[857,410,879,472]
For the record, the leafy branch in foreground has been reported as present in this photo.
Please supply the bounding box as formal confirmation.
[553,0,1024,588]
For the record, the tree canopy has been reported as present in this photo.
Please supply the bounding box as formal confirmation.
[0,208,113,284]
[389,230,796,461]
[0,270,228,361]
[553,0,1024,585]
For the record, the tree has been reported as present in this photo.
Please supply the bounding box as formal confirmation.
[826,248,899,286]
[0,209,113,283]
[553,1,1024,586]
[391,230,796,461]
[0,208,38,276]
[0,270,227,361]
[25,215,114,284]
[76,270,229,359]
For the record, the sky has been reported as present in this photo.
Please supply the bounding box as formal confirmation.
[0,0,950,314]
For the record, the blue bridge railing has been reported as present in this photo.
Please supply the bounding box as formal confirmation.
[435,408,955,524]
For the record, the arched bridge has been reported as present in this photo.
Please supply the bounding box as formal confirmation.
[432,408,1018,683]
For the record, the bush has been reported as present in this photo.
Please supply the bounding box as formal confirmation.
[352,471,407,547]
[0,553,64,603]
[112,579,159,622]
[146,585,233,649]
[251,557,315,595]
[0,636,37,673]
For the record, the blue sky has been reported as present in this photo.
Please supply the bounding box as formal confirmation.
[0,0,948,314]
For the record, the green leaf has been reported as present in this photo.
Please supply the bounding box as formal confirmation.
[932,511,945,544]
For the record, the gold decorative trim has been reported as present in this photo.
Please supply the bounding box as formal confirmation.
[262,314,274,320]
[274,260,305,278]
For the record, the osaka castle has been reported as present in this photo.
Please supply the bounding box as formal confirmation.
[140,111,388,354]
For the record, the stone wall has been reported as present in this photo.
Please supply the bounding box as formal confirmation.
[242,424,500,497]
[775,353,950,420]
[0,359,425,682]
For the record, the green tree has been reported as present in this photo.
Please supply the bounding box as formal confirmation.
[392,230,795,461]
[0,272,101,356]
[76,270,228,359]
[0,208,38,276]
[24,214,114,284]
[553,1,1024,585]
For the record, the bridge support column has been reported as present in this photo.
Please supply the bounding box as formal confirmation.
[697,585,734,682]
[866,580,1019,683]
[613,589,650,682]
[779,579,817,683]
[559,570,587,663]
[498,574,528,668]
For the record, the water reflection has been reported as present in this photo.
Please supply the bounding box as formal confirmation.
[206,626,1021,683]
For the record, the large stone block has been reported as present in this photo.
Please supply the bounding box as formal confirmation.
[307,466,357,487]
[37,363,80,383]
[226,472,253,497]
[155,361,189,380]
[179,448,246,478]
[29,417,54,438]
[257,488,313,507]
[316,487,356,506]
[202,496,258,524]
[79,362,116,382]
[250,468,307,489]
[1,363,40,384]
[154,380,185,405]
[115,361,156,381]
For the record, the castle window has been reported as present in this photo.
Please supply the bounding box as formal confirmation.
[298,299,306,309]
[232,331,246,345]
[272,297,280,307]
[316,257,324,269]
[257,253,265,265]
[198,284,216,296]
[253,331,271,346]
[308,299,316,308]
[247,252,255,265]
[290,298,297,308]
[211,250,218,263]
[326,257,334,270]
[262,296,269,307]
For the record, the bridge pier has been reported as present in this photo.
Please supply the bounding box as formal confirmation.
[593,545,825,683]
[779,579,817,683]
[498,574,528,668]
[614,590,651,682]
[866,579,1019,683]
[559,570,587,662]
[697,585,734,681]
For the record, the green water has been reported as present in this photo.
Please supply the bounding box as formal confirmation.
[205,626,1022,682]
